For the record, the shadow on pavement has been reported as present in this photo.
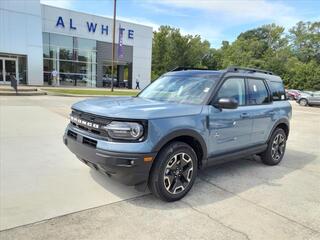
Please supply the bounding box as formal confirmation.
[90,148,317,208]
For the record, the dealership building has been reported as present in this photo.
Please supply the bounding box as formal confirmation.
[0,0,152,88]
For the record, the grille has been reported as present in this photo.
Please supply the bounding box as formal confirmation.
[70,110,111,138]
[67,130,77,139]
[83,137,97,148]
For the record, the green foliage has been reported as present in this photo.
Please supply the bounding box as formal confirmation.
[152,26,210,77]
[152,21,320,90]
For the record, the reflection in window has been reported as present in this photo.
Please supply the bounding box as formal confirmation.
[59,48,73,60]
[248,79,270,105]
[217,78,246,106]
[269,81,286,101]
[42,32,97,87]
[50,34,73,49]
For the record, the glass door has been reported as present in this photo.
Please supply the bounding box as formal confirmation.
[0,60,3,82]
[5,60,17,82]
[0,58,18,84]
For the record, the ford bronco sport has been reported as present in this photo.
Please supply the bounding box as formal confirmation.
[64,66,292,202]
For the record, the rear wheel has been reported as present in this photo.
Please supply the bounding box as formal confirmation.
[261,128,287,166]
[148,141,197,202]
[299,98,308,106]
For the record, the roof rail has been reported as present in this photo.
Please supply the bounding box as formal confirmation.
[227,66,273,75]
[170,66,209,72]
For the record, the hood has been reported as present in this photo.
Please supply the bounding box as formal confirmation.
[299,92,311,98]
[72,96,203,119]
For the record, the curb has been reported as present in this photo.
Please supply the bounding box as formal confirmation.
[43,91,136,98]
[0,90,47,96]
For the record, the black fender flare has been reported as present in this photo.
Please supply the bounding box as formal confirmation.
[152,129,208,162]
[268,118,290,141]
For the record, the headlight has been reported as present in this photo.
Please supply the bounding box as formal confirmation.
[103,121,144,140]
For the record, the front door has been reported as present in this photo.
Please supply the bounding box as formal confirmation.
[208,77,253,157]
[309,92,320,105]
[0,58,18,84]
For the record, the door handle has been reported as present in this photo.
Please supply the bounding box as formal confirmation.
[240,113,250,119]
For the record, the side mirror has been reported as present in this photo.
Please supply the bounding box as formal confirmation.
[214,97,239,109]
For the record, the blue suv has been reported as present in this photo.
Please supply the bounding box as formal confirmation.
[64,66,292,201]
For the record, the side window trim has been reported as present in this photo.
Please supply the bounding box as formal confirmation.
[245,77,272,106]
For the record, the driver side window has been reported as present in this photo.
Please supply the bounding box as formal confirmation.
[216,78,245,106]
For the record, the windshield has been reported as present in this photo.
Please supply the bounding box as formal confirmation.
[138,74,218,104]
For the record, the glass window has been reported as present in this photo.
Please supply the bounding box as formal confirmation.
[91,51,96,63]
[139,74,219,104]
[59,73,76,86]
[43,72,51,85]
[77,50,89,62]
[42,33,97,87]
[43,33,50,58]
[50,33,73,49]
[76,38,96,51]
[269,81,286,101]
[59,61,73,73]
[43,59,56,72]
[248,79,270,105]
[43,45,50,58]
[59,48,74,60]
[18,56,27,84]
[49,45,58,59]
[216,78,246,106]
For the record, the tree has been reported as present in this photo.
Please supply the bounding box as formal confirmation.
[289,21,320,63]
[152,26,211,79]
[152,21,320,89]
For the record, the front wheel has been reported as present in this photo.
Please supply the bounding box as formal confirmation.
[260,128,287,166]
[299,98,308,106]
[148,141,198,202]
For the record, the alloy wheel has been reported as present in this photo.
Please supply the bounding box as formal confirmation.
[163,153,194,194]
[271,133,286,161]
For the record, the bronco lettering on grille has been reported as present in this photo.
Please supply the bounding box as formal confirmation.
[70,116,100,129]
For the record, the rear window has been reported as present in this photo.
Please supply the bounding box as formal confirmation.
[269,81,286,101]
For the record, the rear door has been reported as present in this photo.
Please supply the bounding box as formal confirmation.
[246,78,275,144]
[208,77,253,156]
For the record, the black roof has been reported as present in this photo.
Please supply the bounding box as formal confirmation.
[170,66,273,74]
[166,66,281,81]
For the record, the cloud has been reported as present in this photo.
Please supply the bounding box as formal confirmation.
[138,2,188,17]
[154,0,296,24]
[40,0,74,9]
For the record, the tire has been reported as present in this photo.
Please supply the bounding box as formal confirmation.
[299,98,308,106]
[148,141,198,202]
[261,128,287,166]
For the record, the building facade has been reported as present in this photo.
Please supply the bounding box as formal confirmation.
[0,0,152,89]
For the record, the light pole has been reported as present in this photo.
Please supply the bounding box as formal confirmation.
[111,0,117,92]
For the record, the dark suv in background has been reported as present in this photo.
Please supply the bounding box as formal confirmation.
[64,66,292,201]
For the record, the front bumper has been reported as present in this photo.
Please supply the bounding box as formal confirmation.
[63,128,156,186]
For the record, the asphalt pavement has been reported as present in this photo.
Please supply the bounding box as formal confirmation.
[0,96,319,240]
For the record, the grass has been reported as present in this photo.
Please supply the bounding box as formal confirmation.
[43,88,139,96]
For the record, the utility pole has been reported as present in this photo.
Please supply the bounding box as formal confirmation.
[111,0,117,92]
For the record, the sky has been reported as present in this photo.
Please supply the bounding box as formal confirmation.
[40,0,320,48]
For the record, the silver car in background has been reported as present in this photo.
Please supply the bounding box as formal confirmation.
[296,91,320,106]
